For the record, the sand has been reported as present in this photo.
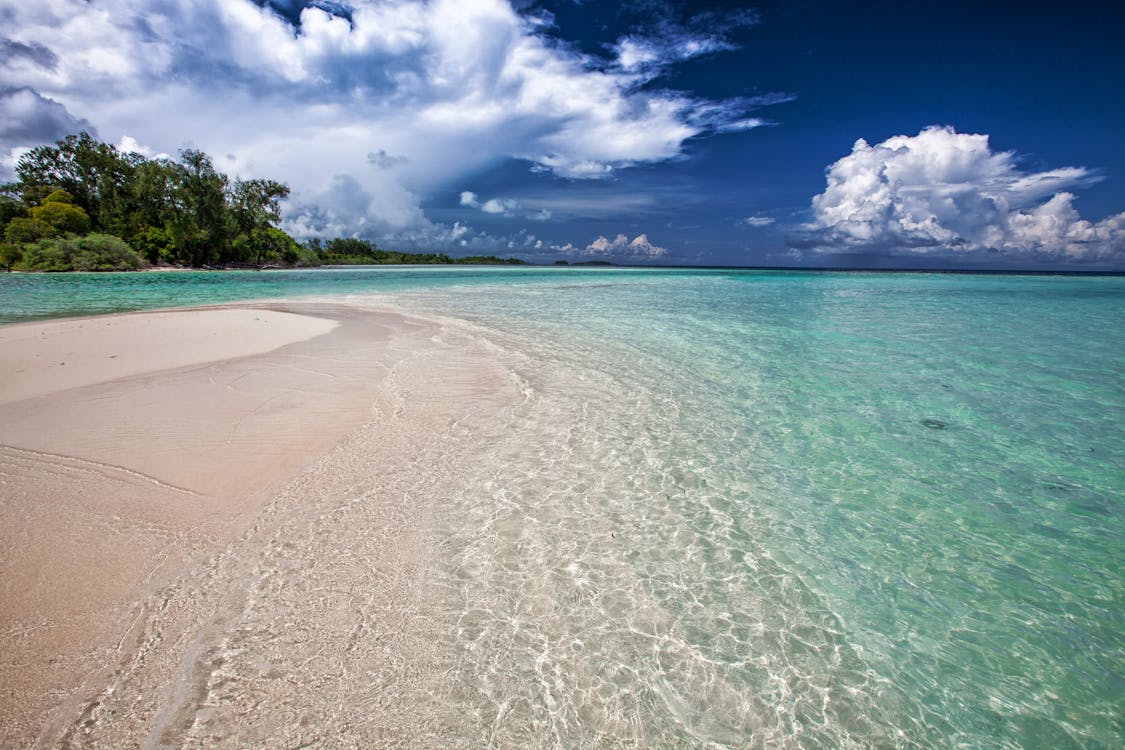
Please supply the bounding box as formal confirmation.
[0,308,338,406]
[0,302,520,748]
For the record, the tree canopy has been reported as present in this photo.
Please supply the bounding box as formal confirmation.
[1,134,301,270]
[0,132,526,271]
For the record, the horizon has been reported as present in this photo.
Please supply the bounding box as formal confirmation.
[2,0,1123,270]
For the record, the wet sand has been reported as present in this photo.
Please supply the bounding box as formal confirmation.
[0,302,519,748]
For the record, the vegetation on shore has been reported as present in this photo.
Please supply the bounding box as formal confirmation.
[0,133,525,272]
[307,237,525,266]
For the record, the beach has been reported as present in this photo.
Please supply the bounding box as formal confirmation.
[0,301,520,747]
[1,269,1122,748]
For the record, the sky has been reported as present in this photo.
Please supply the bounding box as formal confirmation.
[1,0,1123,269]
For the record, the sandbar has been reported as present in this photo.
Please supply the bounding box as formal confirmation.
[0,301,515,747]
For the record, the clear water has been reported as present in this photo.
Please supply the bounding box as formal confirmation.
[2,268,1122,747]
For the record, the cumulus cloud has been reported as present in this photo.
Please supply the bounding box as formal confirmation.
[743,215,775,227]
[0,0,780,246]
[116,134,172,160]
[583,232,668,258]
[461,190,550,220]
[481,198,519,215]
[793,125,1125,261]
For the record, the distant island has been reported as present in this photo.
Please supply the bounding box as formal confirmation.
[0,133,526,272]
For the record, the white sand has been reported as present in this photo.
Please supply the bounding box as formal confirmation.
[0,302,517,747]
[0,308,337,405]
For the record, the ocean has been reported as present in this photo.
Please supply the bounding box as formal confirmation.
[2,267,1122,747]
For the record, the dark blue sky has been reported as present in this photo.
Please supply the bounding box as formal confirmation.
[456,0,1125,267]
[3,0,1123,267]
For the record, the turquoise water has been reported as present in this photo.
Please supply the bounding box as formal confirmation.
[3,268,1123,747]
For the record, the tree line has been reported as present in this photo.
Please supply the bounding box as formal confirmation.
[0,133,524,271]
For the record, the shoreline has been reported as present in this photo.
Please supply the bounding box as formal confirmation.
[0,300,520,746]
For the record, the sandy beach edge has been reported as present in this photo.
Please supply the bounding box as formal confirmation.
[0,300,519,747]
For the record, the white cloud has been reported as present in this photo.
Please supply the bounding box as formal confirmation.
[583,232,668,258]
[116,134,173,161]
[612,6,760,74]
[613,33,731,73]
[481,197,519,215]
[743,215,775,227]
[460,190,550,220]
[0,0,774,243]
[795,125,1125,261]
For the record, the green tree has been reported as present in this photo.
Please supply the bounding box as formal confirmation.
[228,178,291,264]
[125,159,181,241]
[168,149,229,266]
[131,224,175,265]
[4,217,56,244]
[324,237,379,256]
[230,226,300,267]
[0,192,26,236]
[0,242,22,271]
[5,133,341,271]
[15,132,136,230]
[29,190,91,234]
[230,178,289,230]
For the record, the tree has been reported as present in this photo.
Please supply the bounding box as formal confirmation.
[4,217,55,244]
[323,237,382,260]
[4,133,334,270]
[228,178,291,264]
[15,132,135,230]
[0,243,22,271]
[168,149,229,266]
[124,158,180,239]
[29,190,91,234]
[230,178,289,231]
[0,192,25,234]
[131,224,175,265]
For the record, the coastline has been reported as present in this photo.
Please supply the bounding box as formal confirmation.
[2,272,1121,746]
[0,300,521,747]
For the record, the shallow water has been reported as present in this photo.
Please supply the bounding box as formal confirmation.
[4,268,1123,747]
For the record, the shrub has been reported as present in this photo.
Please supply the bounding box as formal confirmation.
[5,216,56,244]
[72,233,146,271]
[18,234,146,272]
[18,238,74,271]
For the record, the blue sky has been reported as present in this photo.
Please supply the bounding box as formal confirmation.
[2,0,1122,268]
